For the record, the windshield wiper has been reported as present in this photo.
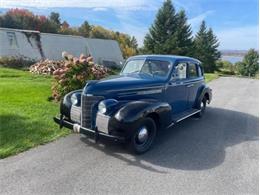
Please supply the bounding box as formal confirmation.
[127,70,140,74]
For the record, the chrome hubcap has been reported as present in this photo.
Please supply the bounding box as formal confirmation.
[137,127,148,143]
[201,101,204,108]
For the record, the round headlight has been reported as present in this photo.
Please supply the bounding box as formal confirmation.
[98,101,107,114]
[98,99,118,114]
[71,93,78,105]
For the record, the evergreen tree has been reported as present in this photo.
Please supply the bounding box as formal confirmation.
[130,36,138,50]
[49,12,61,26]
[237,49,259,77]
[171,10,193,55]
[143,1,193,56]
[78,21,92,37]
[194,21,220,72]
[143,0,177,54]
[207,28,221,65]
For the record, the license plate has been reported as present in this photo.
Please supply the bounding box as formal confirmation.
[96,113,110,134]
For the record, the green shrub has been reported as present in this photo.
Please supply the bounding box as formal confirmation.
[0,56,36,69]
[216,60,237,75]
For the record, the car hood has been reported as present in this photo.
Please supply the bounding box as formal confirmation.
[83,73,165,96]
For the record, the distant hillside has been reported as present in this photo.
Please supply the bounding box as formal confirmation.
[221,50,248,57]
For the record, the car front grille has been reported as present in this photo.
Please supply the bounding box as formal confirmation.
[70,105,81,124]
[81,95,104,129]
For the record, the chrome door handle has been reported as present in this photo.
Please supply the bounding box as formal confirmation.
[186,84,194,88]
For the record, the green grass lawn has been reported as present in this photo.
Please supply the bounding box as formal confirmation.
[204,73,219,83]
[0,68,69,158]
[0,68,219,158]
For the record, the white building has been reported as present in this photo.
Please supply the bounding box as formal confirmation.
[0,27,124,67]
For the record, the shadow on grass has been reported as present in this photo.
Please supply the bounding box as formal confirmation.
[80,107,258,173]
[0,114,59,158]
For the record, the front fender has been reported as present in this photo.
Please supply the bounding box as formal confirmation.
[114,100,172,128]
[60,89,82,118]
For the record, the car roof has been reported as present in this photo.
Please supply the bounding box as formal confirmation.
[128,54,201,64]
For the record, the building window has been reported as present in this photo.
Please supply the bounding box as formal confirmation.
[7,32,18,48]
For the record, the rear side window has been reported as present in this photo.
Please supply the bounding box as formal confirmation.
[188,63,198,78]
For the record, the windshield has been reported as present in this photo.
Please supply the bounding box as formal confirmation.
[121,59,172,79]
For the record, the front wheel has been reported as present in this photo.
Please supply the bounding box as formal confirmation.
[128,117,157,154]
[195,97,207,118]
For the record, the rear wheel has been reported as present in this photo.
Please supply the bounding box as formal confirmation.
[128,117,157,154]
[195,96,207,118]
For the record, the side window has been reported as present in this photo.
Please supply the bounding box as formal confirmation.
[7,32,18,49]
[174,63,187,79]
[188,63,198,78]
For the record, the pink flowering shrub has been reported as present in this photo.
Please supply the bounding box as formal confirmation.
[52,52,109,100]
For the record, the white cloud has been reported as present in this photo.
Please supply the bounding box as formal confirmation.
[92,7,108,12]
[188,10,215,32]
[216,26,259,50]
[0,0,158,11]
[113,10,149,46]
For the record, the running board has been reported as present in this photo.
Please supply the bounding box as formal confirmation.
[172,109,201,124]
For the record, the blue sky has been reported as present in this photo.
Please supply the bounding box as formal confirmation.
[0,0,258,50]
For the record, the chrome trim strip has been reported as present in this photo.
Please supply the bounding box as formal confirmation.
[108,85,164,93]
[166,122,175,129]
[187,80,203,84]
[176,110,201,123]
[137,89,162,95]
[167,79,203,87]
[117,87,164,97]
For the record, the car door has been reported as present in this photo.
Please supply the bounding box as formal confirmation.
[186,62,204,109]
[165,61,189,115]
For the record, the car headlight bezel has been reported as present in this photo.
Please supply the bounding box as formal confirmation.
[98,99,118,115]
[98,101,107,114]
[70,93,78,106]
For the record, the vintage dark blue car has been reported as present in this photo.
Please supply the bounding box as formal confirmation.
[54,55,212,153]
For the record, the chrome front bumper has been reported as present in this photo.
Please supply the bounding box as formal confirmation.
[53,116,125,143]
